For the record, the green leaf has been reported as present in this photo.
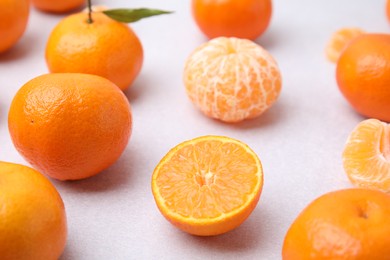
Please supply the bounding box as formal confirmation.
[103,8,173,23]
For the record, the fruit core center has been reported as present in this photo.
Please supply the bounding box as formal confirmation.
[380,124,390,161]
[195,171,215,187]
[358,209,368,219]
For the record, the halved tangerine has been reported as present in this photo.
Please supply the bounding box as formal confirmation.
[151,135,263,236]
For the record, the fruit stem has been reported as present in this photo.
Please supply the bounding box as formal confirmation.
[87,0,93,24]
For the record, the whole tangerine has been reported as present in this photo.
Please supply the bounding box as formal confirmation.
[31,0,84,13]
[46,12,143,91]
[282,189,390,260]
[0,161,67,260]
[336,33,390,122]
[192,0,272,40]
[8,73,132,180]
[0,0,29,53]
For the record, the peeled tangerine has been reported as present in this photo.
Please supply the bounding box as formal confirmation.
[152,136,263,236]
[183,37,282,123]
[343,119,390,192]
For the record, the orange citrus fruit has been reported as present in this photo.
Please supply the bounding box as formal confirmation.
[152,135,263,236]
[387,0,390,23]
[336,33,390,122]
[0,161,67,260]
[282,188,390,260]
[46,12,143,91]
[343,119,390,192]
[8,73,132,180]
[192,0,272,40]
[183,37,282,123]
[0,0,29,53]
[325,27,364,63]
[31,0,84,13]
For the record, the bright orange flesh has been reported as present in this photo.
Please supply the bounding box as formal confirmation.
[184,37,282,123]
[0,161,67,260]
[282,189,390,260]
[46,12,143,91]
[343,119,390,192]
[152,136,263,236]
[336,33,390,122]
[325,28,364,63]
[8,73,132,180]
[31,0,84,13]
[0,0,29,53]
[192,0,272,40]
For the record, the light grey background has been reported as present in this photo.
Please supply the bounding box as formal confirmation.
[0,1,388,259]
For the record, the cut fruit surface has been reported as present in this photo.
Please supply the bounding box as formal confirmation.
[343,119,390,192]
[151,136,263,236]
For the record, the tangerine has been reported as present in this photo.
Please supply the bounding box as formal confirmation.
[46,12,143,91]
[31,0,84,13]
[8,73,132,180]
[183,37,282,123]
[192,0,272,40]
[0,161,67,260]
[0,0,29,53]
[152,135,263,236]
[336,33,390,122]
[282,189,390,259]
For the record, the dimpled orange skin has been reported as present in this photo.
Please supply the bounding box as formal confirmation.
[0,161,67,260]
[0,0,29,53]
[336,34,390,122]
[46,12,143,91]
[32,0,84,13]
[192,0,272,40]
[282,189,390,260]
[8,73,132,180]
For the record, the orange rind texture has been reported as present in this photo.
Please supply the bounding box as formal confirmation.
[0,161,67,260]
[336,33,390,122]
[8,73,132,180]
[283,189,390,259]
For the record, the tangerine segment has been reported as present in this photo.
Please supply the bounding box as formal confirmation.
[152,136,263,236]
[184,37,282,123]
[343,119,390,192]
[325,27,365,63]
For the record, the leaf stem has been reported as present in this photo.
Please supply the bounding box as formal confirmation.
[87,0,93,23]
